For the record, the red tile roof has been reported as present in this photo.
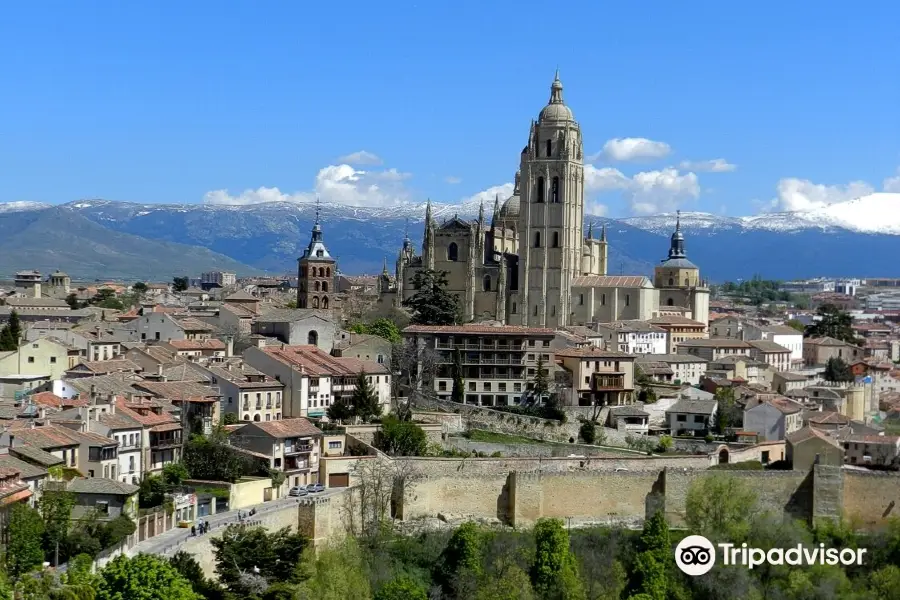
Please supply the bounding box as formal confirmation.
[240,418,322,439]
[132,381,222,403]
[166,339,226,351]
[263,345,389,377]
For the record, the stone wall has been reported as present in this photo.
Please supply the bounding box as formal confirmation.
[345,423,443,446]
[841,468,900,529]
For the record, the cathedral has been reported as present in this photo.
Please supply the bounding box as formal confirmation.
[378,72,709,329]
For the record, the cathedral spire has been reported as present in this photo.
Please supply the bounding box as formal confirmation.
[424,198,435,270]
[491,193,500,228]
[586,222,593,239]
[600,222,607,242]
[478,199,485,228]
[668,210,686,259]
[382,257,389,276]
[549,69,564,104]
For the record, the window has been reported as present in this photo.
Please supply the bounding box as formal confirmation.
[668,278,674,286]
[533,305,539,316]
[552,231,559,248]
[512,302,517,314]
[546,139,552,157]
[312,297,319,309]
[578,294,584,305]
[484,382,491,391]
[50,356,57,363]
[155,332,160,340]
[483,275,491,291]
[438,381,447,391]
[27,356,34,363]
[308,330,318,345]
[536,177,545,203]
[322,297,329,309]
[468,382,476,391]
[551,305,556,317]
[625,294,630,307]
[328,441,342,449]
[96,501,109,515]
[676,414,687,422]
[551,177,559,203]
[314,281,320,291]
[316,250,324,257]
[326,267,331,277]
[534,232,541,248]
[322,282,328,292]
[266,414,271,421]
[601,293,606,306]
[253,414,261,422]
[243,413,250,421]
[448,242,459,261]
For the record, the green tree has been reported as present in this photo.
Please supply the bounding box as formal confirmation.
[211,524,307,595]
[222,412,238,425]
[786,319,806,332]
[475,559,535,600]
[869,565,900,599]
[6,503,46,577]
[451,347,465,404]
[685,474,757,541]
[374,416,427,456]
[350,318,401,344]
[294,538,371,600]
[97,553,198,600]
[403,269,459,326]
[172,277,189,292]
[374,576,427,600]
[182,427,253,483]
[0,309,22,351]
[824,356,854,383]
[530,518,585,600]
[162,462,189,487]
[169,551,228,600]
[65,293,84,310]
[579,421,596,444]
[64,552,100,590]
[655,435,673,453]
[40,489,76,565]
[533,355,550,398]
[350,371,382,422]
[437,522,484,588]
[326,396,354,423]
[805,303,857,344]
[629,511,672,600]
[138,475,167,509]
[713,387,741,434]
[92,289,125,310]
[132,282,148,296]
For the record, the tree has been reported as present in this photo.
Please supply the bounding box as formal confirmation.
[162,462,189,487]
[374,576,427,600]
[183,427,254,483]
[211,524,307,595]
[326,396,354,423]
[530,518,585,600]
[437,522,484,588]
[685,474,757,541]
[629,511,672,600]
[713,387,741,434]
[0,309,23,351]
[294,538,371,600]
[475,559,535,600]
[172,277,189,292]
[223,412,239,425]
[391,339,440,420]
[350,371,382,422]
[6,503,45,576]
[65,293,83,310]
[533,355,550,398]
[451,347,465,404]
[138,475,167,509]
[824,356,854,383]
[39,489,76,565]
[786,319,806,332]
[374,416,427,456]
[96,553,198,600]
[132,282,148,296]
[805,304,857,344]
[579,421,596,444]
[403,269,459,326]
[350,318,401,344]
[169,551,229,600]
[92,288,125,310]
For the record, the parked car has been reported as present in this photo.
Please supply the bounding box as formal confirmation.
[289,486,308,497]
[307,483,325,493]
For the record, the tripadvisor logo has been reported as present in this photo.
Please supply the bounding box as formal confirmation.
[675,535,867,576]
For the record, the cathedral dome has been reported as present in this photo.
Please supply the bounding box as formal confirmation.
[538,72,574,123]
[499,194,519,220]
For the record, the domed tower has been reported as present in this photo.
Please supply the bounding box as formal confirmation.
[297,201,338,311]
[654,211,709,326]
[517,70,585,328]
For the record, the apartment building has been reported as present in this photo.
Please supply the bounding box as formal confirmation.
[676,338,753,361]
[635,354,709,385]
[230,419,323,489]
[648,315,708,353]
[555,347,636,407]
[401,324,557,407]
[197,359,285,423]
[593,320,667,355]
[803,337,863,367]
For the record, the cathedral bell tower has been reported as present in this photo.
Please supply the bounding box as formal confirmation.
[518,71,585,328]
[297,199,338,311]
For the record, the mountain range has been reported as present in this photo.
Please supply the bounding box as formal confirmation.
[1,193,898,282]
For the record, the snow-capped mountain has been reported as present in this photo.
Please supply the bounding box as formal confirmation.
[0,193,897,280]
[0,201,51,214]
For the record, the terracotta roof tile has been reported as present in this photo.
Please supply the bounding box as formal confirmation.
[239,418,322,439]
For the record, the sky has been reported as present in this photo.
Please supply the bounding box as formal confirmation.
[1,1,899,218]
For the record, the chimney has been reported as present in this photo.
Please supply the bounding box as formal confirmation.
[38,407,46,420]
[28,420,35,430]
[90,384,97,403]
[109,395,116,415]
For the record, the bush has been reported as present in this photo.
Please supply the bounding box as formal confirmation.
[579,421,596,444]
[709,460,763,471]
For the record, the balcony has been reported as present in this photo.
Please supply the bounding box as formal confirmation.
[285,441,314,455]
[590,373,628,391]
[150,433,182,450]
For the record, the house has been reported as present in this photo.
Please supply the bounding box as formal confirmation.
[635,360,674,383]
[842,435,900,468]
[124,314,217,343]
[666,398,717,435]
[197,359,285,423]
[252,309,336,351]
[161,338,228,359]
[647,315,708,353]
[230,418,323,490]
[399,324,557,407]
[243,344,391,418]
[0,465,34,531]
[91,409,145,485]
[131,381,222,437]
[116,403,181,476]
[773,371,810,395]
[65,359,143,378]
[747,340,793,372]
[676,338,752,362]
[606,405,650,435]
[0,337,74,381]
[743,396,804,441]
[332,333,391,366]
[555,347,636,407]
[803,337,862,367]
[25,323,136,362]
[786,426,844,470]
[5,424,119,479]
[593,320,668,355]
[0,448,54,507]
[713,320,805,366]
[806,410,850,432]
[706,355,771,387]
[52,478,139,521]
[636,353,708,385]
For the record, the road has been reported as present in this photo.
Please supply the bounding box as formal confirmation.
[129,488,344,557]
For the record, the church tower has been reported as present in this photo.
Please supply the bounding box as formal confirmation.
[297,201,338,311]
[518,71,585,327]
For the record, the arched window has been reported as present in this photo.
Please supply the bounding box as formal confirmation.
[320,267,326,277]
[552,232,559,248]
[314,281,320,291]
[551,177,559,203]
[667,298,674,306]
[668,278,674,286]
[312,297,319,309]
[536,177,545,203]
[243,414,250,422]
[253,414,261,422]
[684,277,689,287]
[483,275,491,291]
[316,250,324,257]
[308,330,319,345]
[546,139,552,157]
[322,296,329,309]
[326,267,331,277]
[322,282,328,292]
[448,242,459,261]
[534,232,541,248]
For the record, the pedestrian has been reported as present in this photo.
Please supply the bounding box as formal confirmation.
[191,525,196,537]
[205,521,210,534]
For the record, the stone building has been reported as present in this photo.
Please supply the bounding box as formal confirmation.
[297,203,338,312]
[379,73,709,329]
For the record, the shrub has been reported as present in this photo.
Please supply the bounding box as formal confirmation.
[579,421,597,444]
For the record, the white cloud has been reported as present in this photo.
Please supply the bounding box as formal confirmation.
[769,178,874,212]
[678,158,737,173]
[203,163,412,207]
[584,164,631,192]
[336,150,382,165]
[628,168,700,215]
[883,168,900,193]
[445,176,462,184]
[460,183,514,207]
[591,137,671,162]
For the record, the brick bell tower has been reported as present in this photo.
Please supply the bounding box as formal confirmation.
[297,199,338,311]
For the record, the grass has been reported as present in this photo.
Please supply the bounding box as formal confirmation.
[464,430,546,444]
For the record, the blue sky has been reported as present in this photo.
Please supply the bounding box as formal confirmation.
[1,1,898,217]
